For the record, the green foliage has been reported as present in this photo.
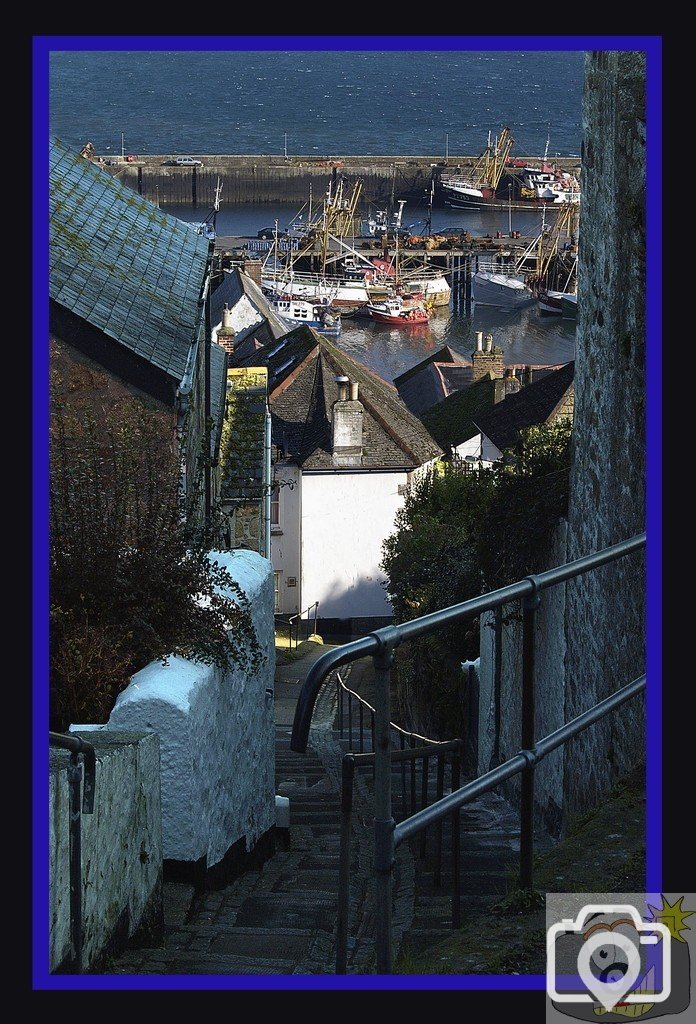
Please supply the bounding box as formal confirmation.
[380,421,572,738]
[50,390,262,731]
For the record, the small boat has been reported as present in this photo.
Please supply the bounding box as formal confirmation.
[561,293,578,320]
[368,296,430,325]
[472,271,533,309]
[538,289,565,314]
[270,296,341,336]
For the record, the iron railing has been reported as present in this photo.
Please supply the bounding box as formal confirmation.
[49,732,97,973]
[291,533,646,973]
[334,671,463,973]
[276,602,319,650]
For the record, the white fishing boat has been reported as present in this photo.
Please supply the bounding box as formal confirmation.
[269,296,341,336]
[472,271,532,309]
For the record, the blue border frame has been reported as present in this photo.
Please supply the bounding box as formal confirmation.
[34,34,661,991]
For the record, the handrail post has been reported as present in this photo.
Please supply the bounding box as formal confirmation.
[67,752,84,973]
[520,576,540,890]
[336,755,355,974]
[372,633,397,974]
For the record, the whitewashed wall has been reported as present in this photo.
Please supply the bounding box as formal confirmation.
[270,463,301,615]
[109,550,276,867]
[454,432,502,467]
[300,470,409,619]
[50,730,162,971]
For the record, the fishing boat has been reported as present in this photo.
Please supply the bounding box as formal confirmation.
[561,293,578,319]
[269,296,341,336]
[472,271,532,309]
[367,296,430,325]
[537,289,566,314]
[439,127,514,210]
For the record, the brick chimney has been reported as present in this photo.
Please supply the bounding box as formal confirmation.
[503,366,521,396]
[332,376,363,466]
[522,365,533,386]
[471,331,504,382]
[217,303,236,355]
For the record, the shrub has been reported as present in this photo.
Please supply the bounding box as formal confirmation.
[49,391,262,731]
[380,421,572,739]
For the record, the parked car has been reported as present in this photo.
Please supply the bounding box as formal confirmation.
[174,156,203,166]
[257,227,288,239]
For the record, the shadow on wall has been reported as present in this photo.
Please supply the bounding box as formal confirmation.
[304,575,395,640]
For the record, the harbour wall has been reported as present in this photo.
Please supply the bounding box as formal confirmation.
[94,154,581,207]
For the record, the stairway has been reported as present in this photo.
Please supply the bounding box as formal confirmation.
[107,668,524,975]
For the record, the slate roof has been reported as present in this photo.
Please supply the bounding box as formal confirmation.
[234,325,442,470]
[210,342,228,450]
[50,136,211,383]
[473,361,575,451]
[394,346,474,415]
[421,375,498,450]
[210,268,287,347]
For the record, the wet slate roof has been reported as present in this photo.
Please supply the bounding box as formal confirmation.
[49,136,210,383]
[421,375,498,450]
[473,361,575,451]
[234,324,442,470]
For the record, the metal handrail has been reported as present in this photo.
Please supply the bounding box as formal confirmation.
[49,731,97,973]
[394,675,645,844]
[290,532,645,973]
[291,533,645,753]
[288,600,320,649]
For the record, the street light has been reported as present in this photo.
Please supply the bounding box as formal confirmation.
[445,132,449,162]
[507,182,513,236]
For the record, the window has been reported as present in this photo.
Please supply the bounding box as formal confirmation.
[270,483,280,526]
[274,571,281,613]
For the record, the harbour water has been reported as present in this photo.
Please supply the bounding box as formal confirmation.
[175,203,576,382]
[49,50,584,158]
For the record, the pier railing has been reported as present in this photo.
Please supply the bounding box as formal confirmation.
[291,533,646,973]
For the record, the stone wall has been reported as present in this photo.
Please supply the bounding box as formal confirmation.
[562,51,646,821]
[476,53,646,833]
[108,550,276,874]
[50,731,162,971]
[478,521,568,836]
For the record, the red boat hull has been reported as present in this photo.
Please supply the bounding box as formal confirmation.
[370,310,429,325]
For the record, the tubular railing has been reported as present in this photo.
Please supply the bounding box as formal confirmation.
[291,533,646,973]
[288,601,320,649]
[334,672,463,973]
[49,732,97,973]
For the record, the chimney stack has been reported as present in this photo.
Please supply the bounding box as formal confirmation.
[217,303,236,354]
[333,377,363,466]
[471,333,504,382]
[335,375,350,402]
[503,366,521,395]
[523,365,533,386]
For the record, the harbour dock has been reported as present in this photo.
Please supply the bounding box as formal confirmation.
[93,153,581,207]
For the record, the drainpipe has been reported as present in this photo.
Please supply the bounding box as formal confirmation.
[264,406,272,559]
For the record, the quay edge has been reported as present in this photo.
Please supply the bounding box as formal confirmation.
[91,153,582,207]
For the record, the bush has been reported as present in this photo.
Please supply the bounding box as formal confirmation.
[49,392,262,731]
[380,421,572,739]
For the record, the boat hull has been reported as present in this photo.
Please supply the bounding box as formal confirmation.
[472,271,532,309]
[538,290,565,315]
[561,295,578,319]
[370,311,429,325]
